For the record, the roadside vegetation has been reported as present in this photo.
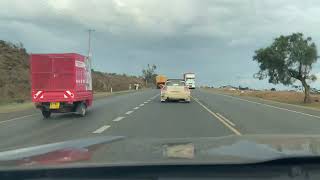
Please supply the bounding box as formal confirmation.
[0,40,145,105]
[142,64,157,88]
[253,33,318,103]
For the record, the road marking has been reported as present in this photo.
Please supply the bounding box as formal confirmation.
[139,104,144,107]
[144,101,148,104]
[133,107,140,110]
[150,94,160,100]
[217,93,320,119]
[92,125,111,134]
[125,110,134,115]
[112,117,125,122]
[216,113,236,127]
[0,114,38,125]
[192,97,242,136]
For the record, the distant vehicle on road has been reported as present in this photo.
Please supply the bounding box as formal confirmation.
[161,79,191,103]
[156,75,168,89]
[30,53,93,118]
[183,73,196,89]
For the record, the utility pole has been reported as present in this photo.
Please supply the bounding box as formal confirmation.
[87,29,95,91]
[87,29,95,59]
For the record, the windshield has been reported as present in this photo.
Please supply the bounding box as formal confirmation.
[2,0,320,169]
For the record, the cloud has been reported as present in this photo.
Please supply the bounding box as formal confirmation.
[1,0,320,88]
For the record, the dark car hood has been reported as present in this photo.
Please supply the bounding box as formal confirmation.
[1,134,320,168]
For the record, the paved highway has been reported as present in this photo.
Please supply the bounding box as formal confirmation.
[2,89,320,151]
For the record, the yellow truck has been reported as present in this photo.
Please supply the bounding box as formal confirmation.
[156,75,167,89]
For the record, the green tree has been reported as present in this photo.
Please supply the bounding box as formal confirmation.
[142,64,157,86]
[253,33,318,103]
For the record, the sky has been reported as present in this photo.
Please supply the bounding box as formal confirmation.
[1,0,320,89]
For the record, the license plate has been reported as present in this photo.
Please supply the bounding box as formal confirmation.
[49,102,60,109]
[170,91,180,93]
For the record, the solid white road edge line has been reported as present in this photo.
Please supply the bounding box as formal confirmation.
[217,93,320,119]
[112,117,125,122]
[192,97,242,136]
[0,114,38,125]
[92,125,111,134]
[216,113,236,127]
[125,111,134,115]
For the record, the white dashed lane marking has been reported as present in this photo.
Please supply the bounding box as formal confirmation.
[139,104,145,107]
[150,94,160,100]
[92,125,111,134]
[134,107,139,110]
[112,117,125,122]
[125,111,134,115]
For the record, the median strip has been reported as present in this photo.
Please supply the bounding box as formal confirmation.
[192,97,242,136]
[92,125,111,134]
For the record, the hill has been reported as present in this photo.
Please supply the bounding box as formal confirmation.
[0,40,145,104]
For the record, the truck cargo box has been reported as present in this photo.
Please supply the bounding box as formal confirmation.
[156,75,168,89]
[30,53,93,118]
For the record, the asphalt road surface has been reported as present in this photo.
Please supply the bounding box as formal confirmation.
[2,89,320,151]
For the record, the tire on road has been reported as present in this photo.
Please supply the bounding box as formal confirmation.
[160,98,166,103]
[76,102,87,117]
[42,110,51,119]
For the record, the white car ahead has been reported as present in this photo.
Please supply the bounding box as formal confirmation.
[160,79,191,103]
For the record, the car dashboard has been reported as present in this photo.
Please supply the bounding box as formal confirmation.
[2,158,320,180]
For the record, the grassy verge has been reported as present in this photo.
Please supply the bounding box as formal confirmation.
[0,90,139,113]
[202,88,320,110]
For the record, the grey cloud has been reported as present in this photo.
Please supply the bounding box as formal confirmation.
[1,0,320,88]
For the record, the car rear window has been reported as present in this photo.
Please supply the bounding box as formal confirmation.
[166,81,185,86]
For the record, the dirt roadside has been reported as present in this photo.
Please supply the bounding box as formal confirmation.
[202,88,320,110]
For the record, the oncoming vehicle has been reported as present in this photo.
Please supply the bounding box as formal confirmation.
[160,79,191,103]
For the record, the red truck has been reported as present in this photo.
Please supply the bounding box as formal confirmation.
[30,53,93,118]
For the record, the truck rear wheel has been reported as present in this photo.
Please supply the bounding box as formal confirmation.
[76,102,87,117]
[42,110,51,119]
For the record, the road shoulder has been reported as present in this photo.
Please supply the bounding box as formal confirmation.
[201,88,320,118]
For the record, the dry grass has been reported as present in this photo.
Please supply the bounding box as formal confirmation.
[204,88,320,109]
